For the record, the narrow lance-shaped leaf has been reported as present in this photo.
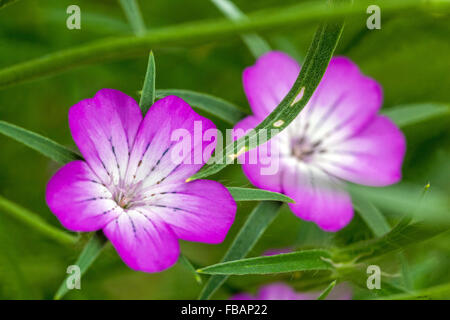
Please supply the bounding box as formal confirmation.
[0,196,78,246]
[398,252,413,291]
[379,282,450,300]
[118,0,146,36]
[336,217,449,263]
[190,0,347,180]
[139,52,156,114]
[348,183,449,225]
[211,0,271,58]
[198,201,283,300]
[156,89,247,125]
[317,280,337,300]
[0,121,81,164]
[54,232,108,300]
[216,0,303,63]
[179,254,203,285]
[351,192,391,237]
[227,187,294,203]
[382,103,450,128]
[198,249,333,275]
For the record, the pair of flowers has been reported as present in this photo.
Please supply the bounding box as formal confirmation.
[46,52,405,273]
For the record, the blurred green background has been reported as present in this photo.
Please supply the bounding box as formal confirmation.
[0,0,449,299]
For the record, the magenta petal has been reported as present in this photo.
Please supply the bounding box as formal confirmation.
[69,89,143,184]
[277,57,386,162]
[257,283,315,300]
[139,180,236,244]
[243,51,300,118]
[125,95,217,187]
[230,293,254,300]
[103,210,180,273]
[303,57,383,145]
[231,283,312,300]
[318,115,406,186]
[232,282,351,300]
[326,283,353,300]
[241,160,283,194]
[282,162,354,232]
[46,161,121,232]
[256,283,302,300]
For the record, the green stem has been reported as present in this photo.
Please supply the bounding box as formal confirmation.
[317,280,337,300]
[54,232,108,300]
[0,195,78,246]
[0,0,446,89]
[118,0,146,36]
[211,0,271,58]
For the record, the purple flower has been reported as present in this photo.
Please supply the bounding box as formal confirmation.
[46,89,236,272]
[231,282,352,300]
[234,52,406,231]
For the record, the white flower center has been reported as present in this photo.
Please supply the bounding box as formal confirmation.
[112,184,143,210]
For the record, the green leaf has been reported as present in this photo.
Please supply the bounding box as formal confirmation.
[317,280,337,300]
[211,0,271,58]
[380,282,450,300]
[383,103,450,128]
[2,0,445,89]
[337,217,449,262]
[156,89,246,125]
[179,254,202,285]
[118,0,146,36]
[227,187,294,203]
[348,183,449,225]
[139,52,156,115]
[190,0,346,180]
[54,232,108,300]
[0,121,81,164]
[351,193,391,237]
[198,201,282,299]
[198,249,333,275]
[398,252,413,291]
[0,195,78,246]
